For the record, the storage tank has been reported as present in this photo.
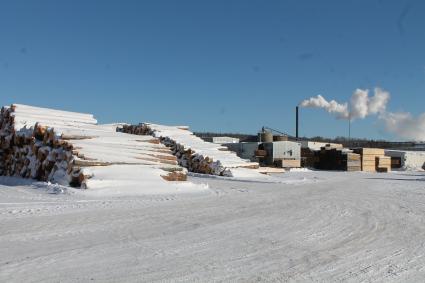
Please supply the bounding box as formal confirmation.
[258,131,273,143]
[273,135,288,141]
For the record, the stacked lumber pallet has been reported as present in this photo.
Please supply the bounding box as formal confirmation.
[345,152,361,172]
[0,104,187,189]
[301,148,316,168]
[274,159,301,168]
[314,145,361,171]
[118,123,259,177]
[376,156,391,172]
[353,148,390,172]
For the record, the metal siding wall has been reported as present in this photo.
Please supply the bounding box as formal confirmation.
[264,142,301,160]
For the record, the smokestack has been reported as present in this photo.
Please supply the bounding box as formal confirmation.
[296,106,299,139]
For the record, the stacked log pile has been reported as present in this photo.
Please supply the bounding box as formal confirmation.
[0,105,85,186]
[117,123,259,177]
[117,124,153,136]
[1,104,188,189]
[158,136,232,176]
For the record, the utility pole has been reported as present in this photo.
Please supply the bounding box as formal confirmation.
[296,106,299,140]
[349,118,351,141]
[348,109,351,144]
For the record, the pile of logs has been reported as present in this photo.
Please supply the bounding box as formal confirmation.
[117,124,233,176]
[159,136,232,176]
[117,123,152,135]
[0,105,87,187]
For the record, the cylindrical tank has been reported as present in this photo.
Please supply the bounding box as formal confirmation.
[259,132,273,143]
[273,135,288,141]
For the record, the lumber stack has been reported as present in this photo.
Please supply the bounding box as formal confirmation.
[353,148,390,172]
[313,145,361,171]
[376,156,391,173]
[274,159,301,168]
[301,148,316,168]
[117,123,259,177]
[345,152,361,172]
[316,145,343,170]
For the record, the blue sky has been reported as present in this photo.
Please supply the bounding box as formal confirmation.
[1,0,424,140]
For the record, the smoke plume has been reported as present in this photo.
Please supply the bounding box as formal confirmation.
[300,87,425,141]
[379,112,425,141]
[299,95,349,119]
[299,88,390,121]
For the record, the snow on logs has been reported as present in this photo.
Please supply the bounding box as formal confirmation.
[0,104,94,186]
[117,123,259,177]
[0,104,186,188]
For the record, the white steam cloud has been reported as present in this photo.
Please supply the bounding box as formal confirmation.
[380,112,425,141]
[300,87,425,141]
[300,88,390,120]
[299,95,349,119]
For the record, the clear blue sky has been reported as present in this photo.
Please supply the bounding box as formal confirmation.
[1,0,424,140]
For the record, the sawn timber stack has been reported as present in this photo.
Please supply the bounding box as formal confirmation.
[353,148,391,173]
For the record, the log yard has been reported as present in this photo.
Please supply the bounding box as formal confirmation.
[1,103,425,282]
[2,1,425,282]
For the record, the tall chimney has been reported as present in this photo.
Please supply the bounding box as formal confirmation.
[296,106,299,140]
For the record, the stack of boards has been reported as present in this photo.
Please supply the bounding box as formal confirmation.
[315,145,361,171]
[274,159,301,168]
[300,148,317,168]
[345,152,362,172]
[353,148,391,172]
[377,156,391,172]
[302,145,390,173]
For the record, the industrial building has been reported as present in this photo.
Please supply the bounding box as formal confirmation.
[203,136,240,144]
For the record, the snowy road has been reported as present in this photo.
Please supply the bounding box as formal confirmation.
[1,171,425,282]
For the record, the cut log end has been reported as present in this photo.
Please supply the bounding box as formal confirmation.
[161,171,187,181]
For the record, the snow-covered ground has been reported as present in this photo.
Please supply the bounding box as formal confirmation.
[1,170,425,282]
